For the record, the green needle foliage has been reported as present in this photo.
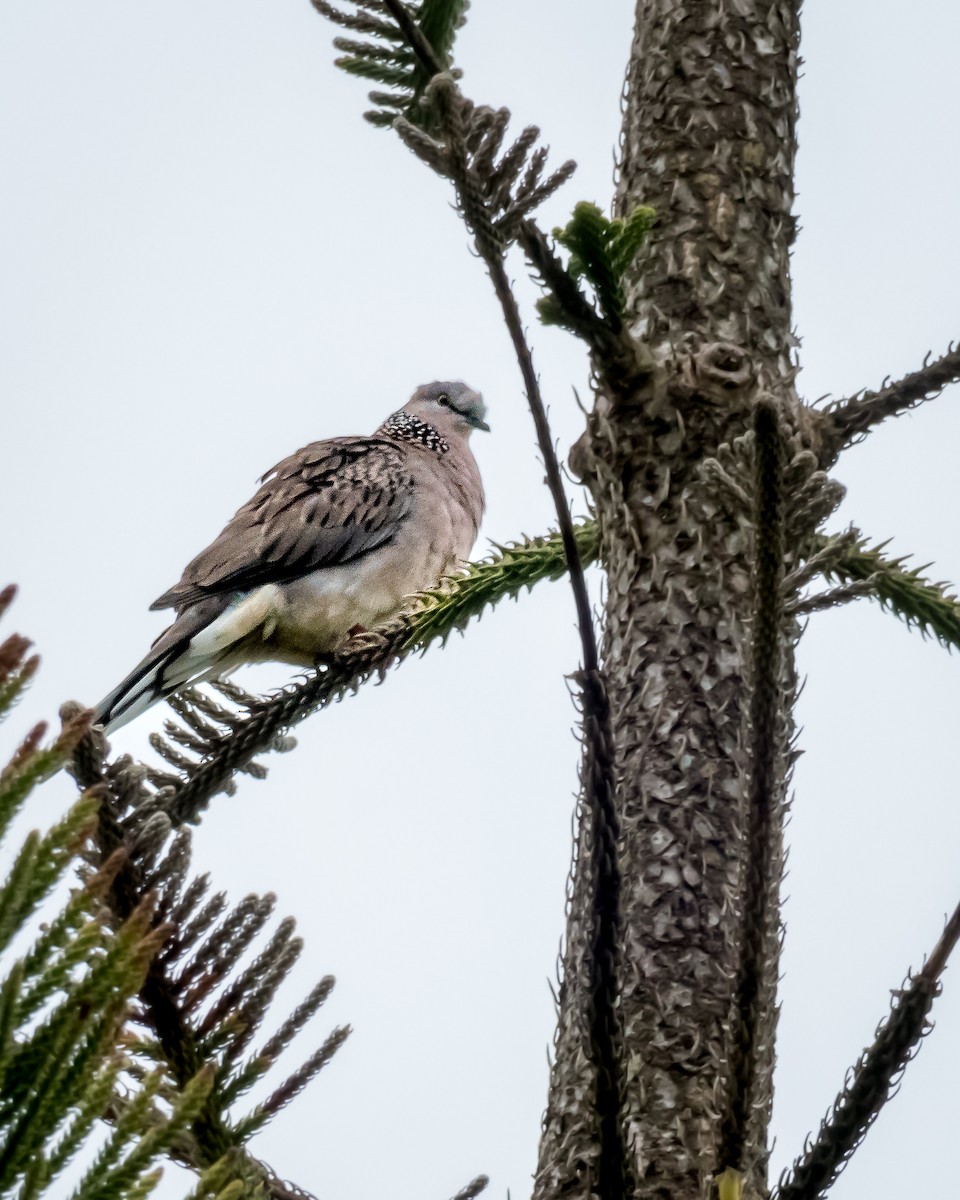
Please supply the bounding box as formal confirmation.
[417,0,467,69]
[818,533,960,651]
[536,202,656,333]
[1,587,350,1200]
[415,521,960,672]
[0,587,200,1200]
[314,0,469,127]
[71,1067,214,1200]
[184,1155,261,1200]
[408,520,600,650]
[68,746,350,1196]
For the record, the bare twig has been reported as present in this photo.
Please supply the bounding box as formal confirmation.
[921,900,960,982]
[774,898,960,1200]
[480,248,625,1200]
[484,259,598,671]
[822,341,960,458]
[447,1176,489,1200]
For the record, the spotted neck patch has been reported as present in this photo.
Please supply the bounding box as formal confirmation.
[378,411,450,454]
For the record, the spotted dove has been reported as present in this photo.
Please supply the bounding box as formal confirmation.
[94,381,488,732]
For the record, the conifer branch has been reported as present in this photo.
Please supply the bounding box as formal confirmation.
[311,0,465,127]
[148,523,598,826]
[805,532,960,651]
[68,722,340,1200]
[380,0,443,75]
[821,341,960,458]
[73,1067,215,1200]
[0,589,198,1200]
[277,11,630,1186]
[74,753,238,1173]
[233,1024,351,1139]
[789,577,880,615]
[781,529,859,594]
[312,3,575,246]
[447,1177,489,1200]
[774,898,960,1200]
[718,400,787,1182]
[516,220,608,346]
[516,220,645,387]
[519,208,656,389]
[126,517,960,830]
[542,202,656,333]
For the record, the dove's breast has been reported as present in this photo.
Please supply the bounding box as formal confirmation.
[265,450,483,661]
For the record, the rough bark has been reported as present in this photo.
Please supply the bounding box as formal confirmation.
[535,4,805,1198]
[615,0,800,389]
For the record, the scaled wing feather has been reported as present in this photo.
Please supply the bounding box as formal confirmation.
[150,438,415,610]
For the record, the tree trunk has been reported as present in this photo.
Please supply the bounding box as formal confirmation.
[535,4,804,1198]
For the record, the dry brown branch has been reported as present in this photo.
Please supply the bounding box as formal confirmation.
[67,710,325,1200]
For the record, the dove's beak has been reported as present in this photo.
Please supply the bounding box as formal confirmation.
[465,413,491,432]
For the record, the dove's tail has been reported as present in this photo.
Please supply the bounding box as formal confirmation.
[93,597,234,734]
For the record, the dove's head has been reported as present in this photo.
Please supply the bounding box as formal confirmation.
[405,380,490,438]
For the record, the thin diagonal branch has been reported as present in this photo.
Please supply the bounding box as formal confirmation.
[480,247,625,1200]
[774,898,960,1200]
[380,0,443,74]
[718,399,786,1181]
[351,5,595,671]
[482,249,599,674]
[822,341,960,458]
[924,901,960,980]
[306,8,627,1186]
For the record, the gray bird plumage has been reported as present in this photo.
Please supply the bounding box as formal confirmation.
[94,381,488,732]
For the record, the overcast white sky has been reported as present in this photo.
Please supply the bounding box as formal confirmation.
[2,2,959,1198]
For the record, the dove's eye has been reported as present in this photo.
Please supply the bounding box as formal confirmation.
[437,393,451,407]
